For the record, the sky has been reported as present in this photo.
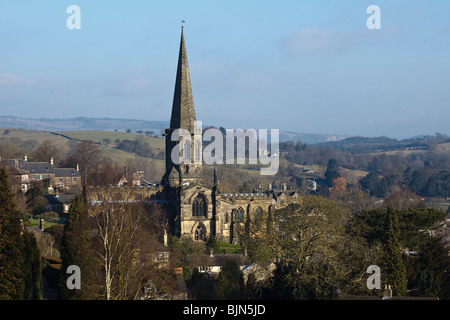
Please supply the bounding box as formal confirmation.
[0,0,449,139]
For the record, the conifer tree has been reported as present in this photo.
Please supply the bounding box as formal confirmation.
[383,208,407,296]
[325,159,340,187]
[60,194,95,299]
[0,167,25,299]
[22,231,43,299]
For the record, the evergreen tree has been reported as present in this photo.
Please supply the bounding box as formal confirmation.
[409,171,424,194]
[215,260,244,299]
[60,195,95,299]
[383,208,407,296]
[402,167,414,186]
[360,172,380,197]
[0,167,25,299]
[325,159,340,187]
[22,231,43,299]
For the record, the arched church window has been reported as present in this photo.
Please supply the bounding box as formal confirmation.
[192,193,207,217]
[195,223,206,241]
[180,139,191,163]
[235,207,244,223]
[254,207,263,222]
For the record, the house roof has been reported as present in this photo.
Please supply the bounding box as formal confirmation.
[44,194,76,204]
[54,168,80,177]
[20,161,54,174]
[6,159,80,177]
[26,227,43,236]
[196,254,250,267]
[6,166,28,176]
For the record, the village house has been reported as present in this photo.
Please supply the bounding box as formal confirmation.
[43,194,76,216]
[6,165,30,192]
[195,250,250,277]
[4,155,81,192]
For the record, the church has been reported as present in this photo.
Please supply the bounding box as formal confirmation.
[159,28,300,243]
[86,28,299,244]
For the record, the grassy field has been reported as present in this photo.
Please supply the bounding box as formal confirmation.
[340,167,370,185]
[1,127,166,171]
[57,130,164,148]
[368,142,450,157]
[1,128,71,152]
[1,127,373,188]
[219,242,242,254]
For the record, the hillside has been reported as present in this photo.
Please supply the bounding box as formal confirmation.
[318,133,450,154]
[0,115,168,133]
[0,127,344,191]
[3,127,449,201]
[0,115,347,144]
[0,128,166,180]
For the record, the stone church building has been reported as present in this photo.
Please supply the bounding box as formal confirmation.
[87,28,299,244]
[159,28,299,243]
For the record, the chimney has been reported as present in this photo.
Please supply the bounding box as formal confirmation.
[40,218,45,231]
[49,157,54,166]
[23,155,27,162]
[76,164,79,171]
[382,285,392,300]
[164,229,168,247]
[174,267,183,275]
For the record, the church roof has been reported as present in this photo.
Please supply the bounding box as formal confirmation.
[170,27,197,133]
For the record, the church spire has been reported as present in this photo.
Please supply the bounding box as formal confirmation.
[170,27,196,134]
[162,28,204,187]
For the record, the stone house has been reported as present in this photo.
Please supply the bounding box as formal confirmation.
[5,156,81,192]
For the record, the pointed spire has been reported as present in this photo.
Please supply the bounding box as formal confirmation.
[170,27,196,133]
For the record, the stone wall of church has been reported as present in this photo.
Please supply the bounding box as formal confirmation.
[178,184,215,241]
[216,193,274,244]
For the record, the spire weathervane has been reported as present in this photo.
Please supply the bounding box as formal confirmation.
[181,20,185,28]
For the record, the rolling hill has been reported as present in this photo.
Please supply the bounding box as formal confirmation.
[0,115,347,144]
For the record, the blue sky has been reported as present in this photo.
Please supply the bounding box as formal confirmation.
[0,0,449,138]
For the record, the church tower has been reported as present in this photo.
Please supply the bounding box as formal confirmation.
[163,28,212,241]
[162,27,204,188]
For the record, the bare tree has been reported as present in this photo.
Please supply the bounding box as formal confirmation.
[73,140,102,190]
[87,187,170,300]
[126,155,158,182]
[30,140,62,164]
[36,232,58,258]
[384,188,424,210]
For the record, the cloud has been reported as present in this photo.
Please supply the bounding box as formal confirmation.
[279,27,364,54]
[103,75,161,97]
[0,73,38,86]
